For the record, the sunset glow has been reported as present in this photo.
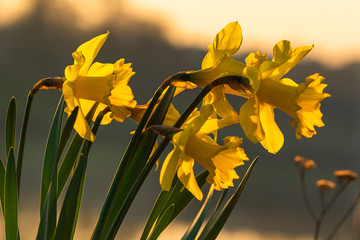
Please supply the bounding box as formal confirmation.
[1,0,359,67]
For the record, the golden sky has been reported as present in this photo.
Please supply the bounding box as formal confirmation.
[1,0,359,67]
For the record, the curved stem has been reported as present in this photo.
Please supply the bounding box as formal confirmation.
[326,189,360,240]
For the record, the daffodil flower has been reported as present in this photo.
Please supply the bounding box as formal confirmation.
[160,104,248,200]
[62,32,136,141]
[187,22,250,137]
[188,21,330,154]
[240,41,330,153]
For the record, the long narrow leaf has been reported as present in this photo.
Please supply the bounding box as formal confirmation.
[56,107,78,163]
[93,86,176,240]
[5,97,16,158]
[36,190,55,240]
[147,204,174,240]
[37,97,64,240]
[54,153,86,240]
[140,177,178,240]
[55,107,105,240]
[0,157,5,216]
[214,189,228,213]
[57,103,98,199]
[141,170,209,240]
[4,147,18,240]
[197,156,259,240]
[181,185,214,240]
[17,92,34,192]
[40,96,64,211]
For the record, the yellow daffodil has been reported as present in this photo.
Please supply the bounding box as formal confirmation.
[188,22,248,137]
[188,21,330,154]
[160,104,248,200]
[240,41,330,153]
[62,32,136,141]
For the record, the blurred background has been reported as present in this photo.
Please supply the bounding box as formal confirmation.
[0,0,360,239]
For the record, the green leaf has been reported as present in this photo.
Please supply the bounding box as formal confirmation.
[197,156,259,240]
[36,185,57,240]
[5,97,16,157]
[37,96,64,240]
[181,186,214,240]
[147,204,174,240]
[4,147,18,240]
[214,189,228,213]
[140,170,209,240]
[40,96,64,211]
[56,107,78,164]
[57,103,98,199]
[17,92,34,193]
[54,153,87,240]
[92,86,176,240]
[54,106,105,240]
[0,157,5,216]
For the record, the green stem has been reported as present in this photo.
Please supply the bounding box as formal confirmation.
[106,80,222,239]
[16,92,34,193]
[92,83,168,240]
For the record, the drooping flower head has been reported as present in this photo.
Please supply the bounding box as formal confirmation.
[187,22,330,154]
[240,41,330,153]
[160,104,248,200]
[62,32,136,141]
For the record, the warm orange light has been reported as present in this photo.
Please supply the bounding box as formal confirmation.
[0,0,36,27]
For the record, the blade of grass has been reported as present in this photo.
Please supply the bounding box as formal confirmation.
[197,156,259,240]
[5,97,16,158]
[4,147,18,240]
[181,185,214,240]
[40,96,64,211]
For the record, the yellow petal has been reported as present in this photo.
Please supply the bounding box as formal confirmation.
[260,41,313,80]
[160,149,182,191]
[73,98,96,142]
[109,85,135,106]
[163,103,181,126]
[239,97,265,143]
[259,103,284,154]
[88,62,114,76]
[78,99,112,125]
[202,22,242,69]
[177,157,203,200]
[77,32,109,75]
[110,105,132,122]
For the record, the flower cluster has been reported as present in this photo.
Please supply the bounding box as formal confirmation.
[57,22,330,200]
